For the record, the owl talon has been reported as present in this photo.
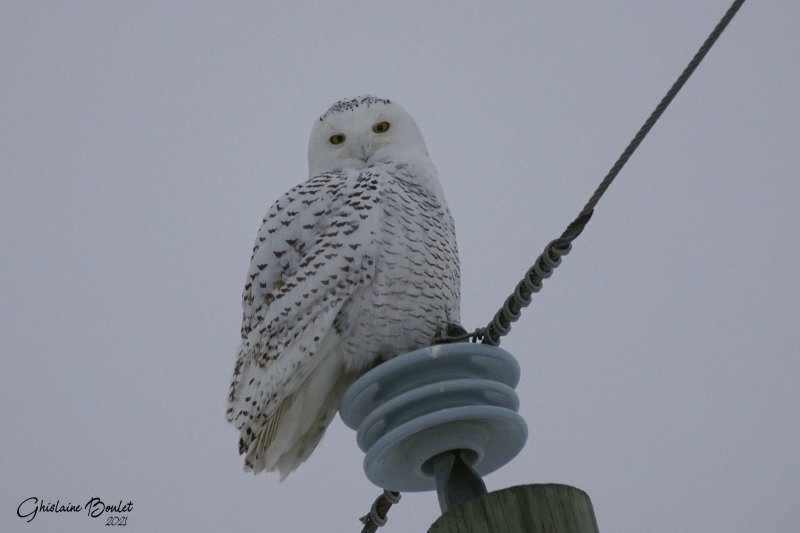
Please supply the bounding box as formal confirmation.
[434,323,471,344]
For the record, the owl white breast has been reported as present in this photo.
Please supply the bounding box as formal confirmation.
[226,95,461,478]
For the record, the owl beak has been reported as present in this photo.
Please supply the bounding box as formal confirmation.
[351,134,385,165]
[355,143,373,163]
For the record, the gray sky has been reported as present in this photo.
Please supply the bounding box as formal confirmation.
[3,1,798,531]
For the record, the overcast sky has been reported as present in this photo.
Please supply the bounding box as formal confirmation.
[3,1,798,532]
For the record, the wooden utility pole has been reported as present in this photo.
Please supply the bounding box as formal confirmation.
[428,483,599,533]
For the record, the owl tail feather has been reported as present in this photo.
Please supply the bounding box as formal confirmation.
[242,351,359,480]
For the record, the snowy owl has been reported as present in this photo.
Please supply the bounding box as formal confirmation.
[226,95,461,478]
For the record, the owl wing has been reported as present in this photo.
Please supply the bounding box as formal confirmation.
[226,170,380,435]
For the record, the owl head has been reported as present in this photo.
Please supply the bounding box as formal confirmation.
[308,95,432,177]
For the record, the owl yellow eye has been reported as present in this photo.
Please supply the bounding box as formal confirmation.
[329,133,346,145]
[372,121,390,133]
